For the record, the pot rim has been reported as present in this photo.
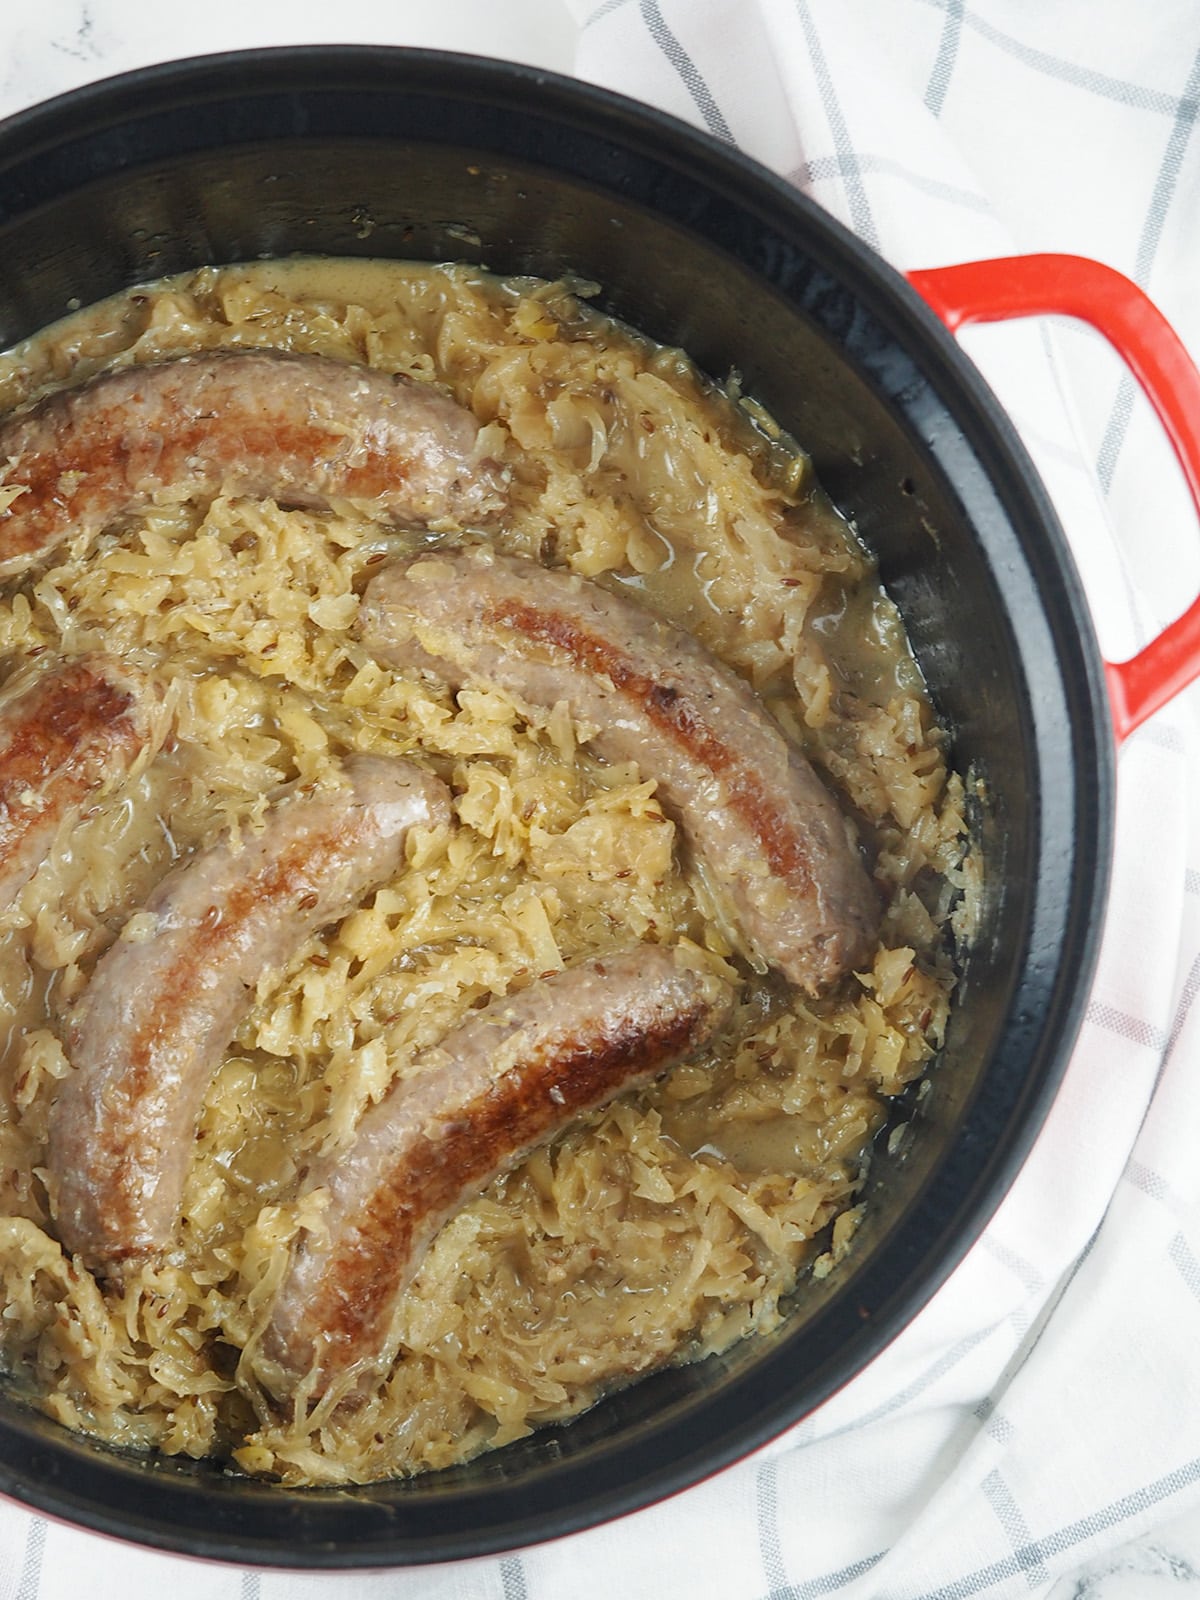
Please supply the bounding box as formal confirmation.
[0,43,1115,1568]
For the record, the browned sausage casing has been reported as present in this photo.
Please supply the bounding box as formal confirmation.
[0,350,507,577]
[359,547,879,994]
[0,655,165,914]
[262,947,733,1392]
[48,753,452,1275]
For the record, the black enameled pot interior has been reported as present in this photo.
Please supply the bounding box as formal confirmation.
[0,48,1113,1566]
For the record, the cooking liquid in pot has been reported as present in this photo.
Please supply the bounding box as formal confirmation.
[0,260,973,1484]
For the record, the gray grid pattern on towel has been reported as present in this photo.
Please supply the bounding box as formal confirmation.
[586,0,1200,509]
[749,1464,1200,1600]
[811,0,1200,502]
[7,2,1200,1597]
[790,0,880,247]
[578,3,1200,1596]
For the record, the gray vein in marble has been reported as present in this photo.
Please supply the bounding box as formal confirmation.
[50,3,101,60]
[1051,1537,1200,1596]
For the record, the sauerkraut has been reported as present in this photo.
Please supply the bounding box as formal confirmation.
[0,260,972,1484]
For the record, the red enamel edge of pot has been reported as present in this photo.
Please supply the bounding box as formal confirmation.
[909,255,1200,743]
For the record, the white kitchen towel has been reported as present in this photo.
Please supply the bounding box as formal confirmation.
[560,6,1200,1598]
[0,4,1198,1598]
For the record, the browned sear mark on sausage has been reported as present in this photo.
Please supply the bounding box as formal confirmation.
[261,948,733,1393]
[114,826,376,1111]
[48,754,453,1275]
[0,656,163,912]
[319,987,712,1359]
[359,548,879,993]
[489,599,816,892]
[0,350,507,577]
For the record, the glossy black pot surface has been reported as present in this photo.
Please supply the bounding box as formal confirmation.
[0,48,1113,1567]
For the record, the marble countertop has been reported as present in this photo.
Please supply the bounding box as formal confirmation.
[1046,1507,1200,1599]
[0,4,1196,1598]
[0,0,578,113]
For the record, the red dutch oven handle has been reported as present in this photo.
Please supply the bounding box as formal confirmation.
[907,255,1200,745]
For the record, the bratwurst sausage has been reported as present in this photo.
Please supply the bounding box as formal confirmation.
[48,753,452,1275]
[262,947,733,1391]
[0,350,506,577]
[0,655,165,914]
[359,547,878,994]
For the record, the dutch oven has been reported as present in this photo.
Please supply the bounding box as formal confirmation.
[0,44,1196,1569]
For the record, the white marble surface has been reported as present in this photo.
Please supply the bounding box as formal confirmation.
[0,3,1196,1597]
[1045,1504,1200,1599]
[0,0,578,117]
